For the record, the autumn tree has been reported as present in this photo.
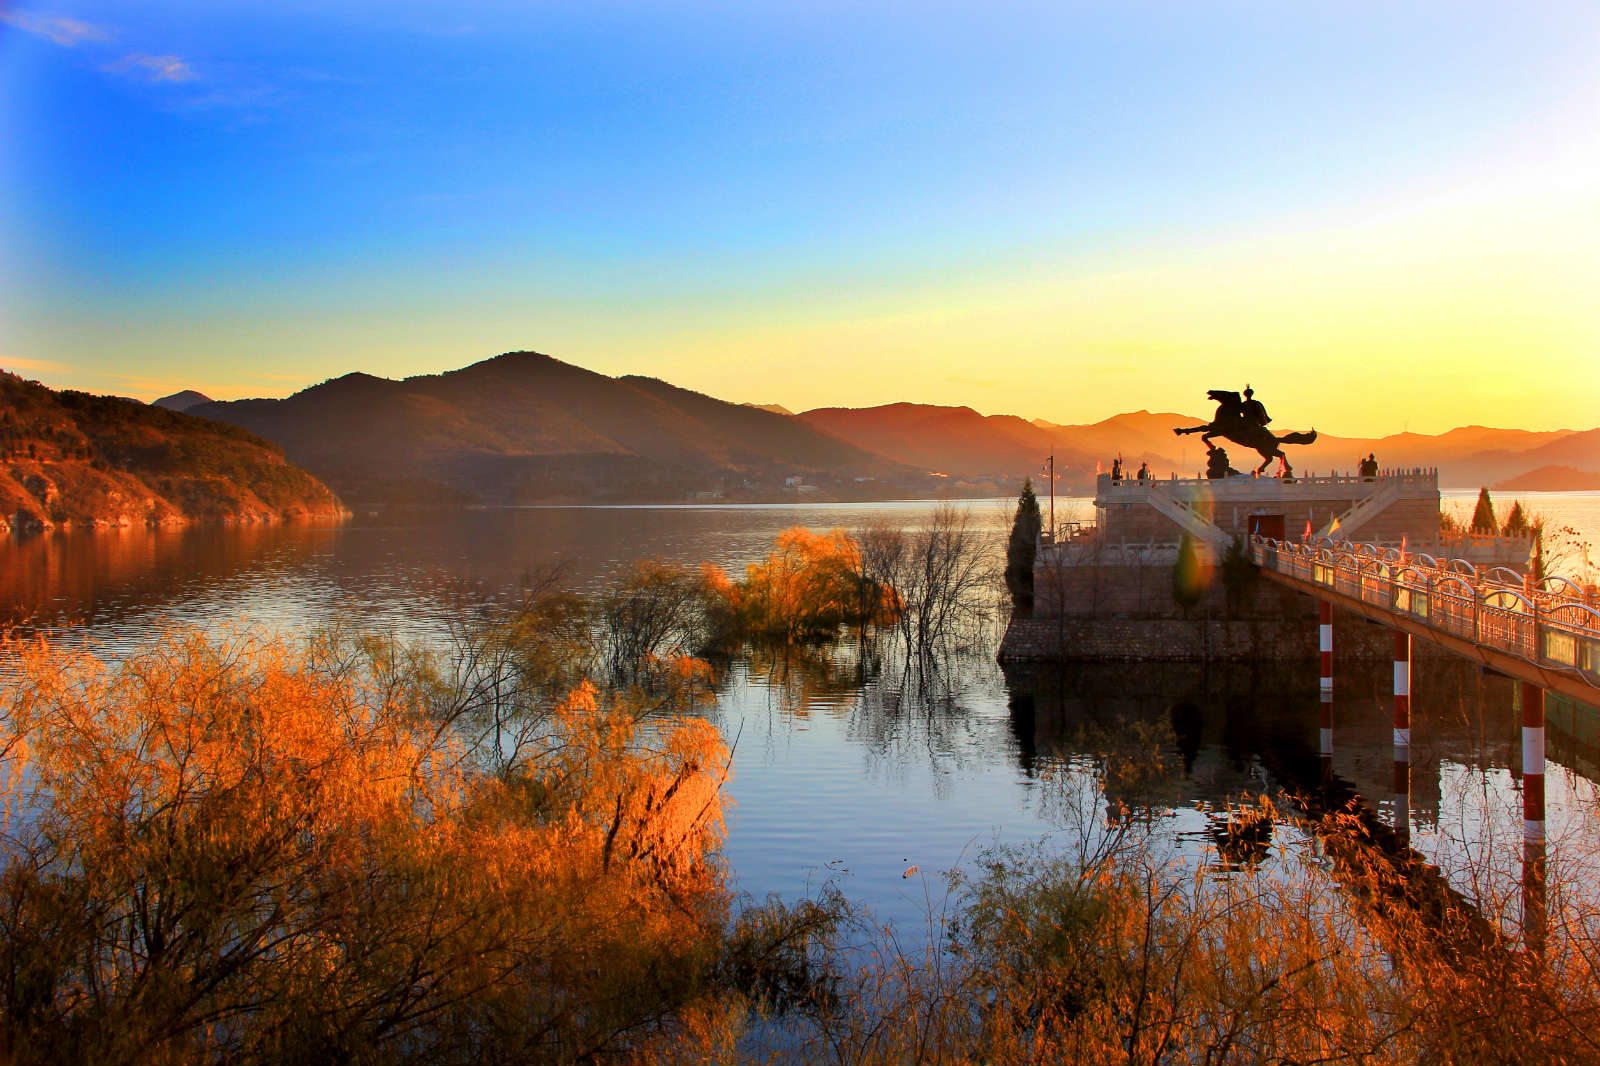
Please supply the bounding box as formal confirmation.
[735,527,866,640]
[0,625,775,1064]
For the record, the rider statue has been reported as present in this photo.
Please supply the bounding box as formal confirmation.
[1174,384,1316,476]
[1240,385,1269,429]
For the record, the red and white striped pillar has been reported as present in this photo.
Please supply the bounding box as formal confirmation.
[1522,680,1545,843]
[1520,680,1547,954]
[1392,631,1411,842]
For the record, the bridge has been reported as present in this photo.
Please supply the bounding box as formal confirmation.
[1251,533,1600,952]
[1251,535,1600,705]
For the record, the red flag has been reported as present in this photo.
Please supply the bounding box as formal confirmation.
[1303,519,1312,540]
[1400,533,1407,561]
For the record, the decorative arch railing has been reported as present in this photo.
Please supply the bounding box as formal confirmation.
[1250,536,1600,689]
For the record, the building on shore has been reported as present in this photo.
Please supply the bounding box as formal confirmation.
[1002,467,1533,663]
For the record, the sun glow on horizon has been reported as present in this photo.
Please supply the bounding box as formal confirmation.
[2,2,1598,437]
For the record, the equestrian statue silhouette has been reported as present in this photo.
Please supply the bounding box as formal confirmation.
[1173,386,1316,475]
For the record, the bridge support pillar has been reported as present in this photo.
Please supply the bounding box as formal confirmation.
[1520,681,1547,955]
[1392,631,1411,844]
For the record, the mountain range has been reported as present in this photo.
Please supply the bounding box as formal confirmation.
[800,406,1600,492]
[177,351,1599,504]
[193,352,916,505]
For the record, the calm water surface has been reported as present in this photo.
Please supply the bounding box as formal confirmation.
[3,492,1599,934]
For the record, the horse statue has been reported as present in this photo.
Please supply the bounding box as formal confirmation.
[1174,389,1317,475]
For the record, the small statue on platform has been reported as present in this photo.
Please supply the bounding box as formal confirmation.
[1174,385,1317,476]
[1205,443,1238,480]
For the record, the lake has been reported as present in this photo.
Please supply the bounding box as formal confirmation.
[3,490,1599,935]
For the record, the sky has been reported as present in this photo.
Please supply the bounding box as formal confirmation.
[1,0,1597,435]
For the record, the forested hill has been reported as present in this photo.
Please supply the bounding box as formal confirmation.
[194,351,916,505]
[0,371,346,534]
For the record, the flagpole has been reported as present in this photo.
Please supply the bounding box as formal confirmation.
[1049,450,1055,546]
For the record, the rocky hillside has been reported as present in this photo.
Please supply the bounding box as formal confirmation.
[0,371,346,534]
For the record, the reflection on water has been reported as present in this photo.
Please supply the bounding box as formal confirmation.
[0,501,1020,645]
[1004,654,1600,938]
[2,497,1599,938]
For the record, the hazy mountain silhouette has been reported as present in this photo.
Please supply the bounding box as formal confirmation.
[195,352,914,505]
[810,404,1596,490]
[152,390,213,412]
[800,404,1202,490]
[800,403,1082,482]
[1496,465,1600,492]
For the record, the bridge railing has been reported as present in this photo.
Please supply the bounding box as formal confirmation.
[1251,535,1600,689]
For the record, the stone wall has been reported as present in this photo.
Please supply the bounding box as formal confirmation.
[1097,494,1440,544]
[1010,556,1452,663]
[1034,560,1284,619]
[1000,602,1453,663]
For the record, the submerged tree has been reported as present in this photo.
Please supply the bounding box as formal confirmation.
[1004,479,1042,613]
[857,504,995,686]
[733,527,870,641]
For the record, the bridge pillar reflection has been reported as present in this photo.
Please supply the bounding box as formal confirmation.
[1392,631,1411,844]
[1520,680,1547,955]
[1318,601,1334,788]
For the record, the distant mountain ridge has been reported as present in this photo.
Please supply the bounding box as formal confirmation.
[195,352,916,505]
[804,404,1597,491]
[0,372,345,534]
[1496,465,1600,492]
[153,389,213,412]
[176,350,1599,501]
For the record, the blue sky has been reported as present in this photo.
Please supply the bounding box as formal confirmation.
[2,1,1597,433]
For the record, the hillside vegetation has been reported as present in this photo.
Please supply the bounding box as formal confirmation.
[0,371,346,534]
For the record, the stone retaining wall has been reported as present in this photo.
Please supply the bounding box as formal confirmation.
[1000,602,1452,663]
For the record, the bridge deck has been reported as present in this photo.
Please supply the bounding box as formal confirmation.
[1252,536,1600,706]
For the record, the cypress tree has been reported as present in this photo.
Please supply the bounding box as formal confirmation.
[1503,500,1529,536]
[1005,479,1042,611]
[1470,487,1497,534]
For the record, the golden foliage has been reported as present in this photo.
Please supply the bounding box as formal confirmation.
[733,527,872,640]
[749,794,1600,1066]
[0,626,735,1064]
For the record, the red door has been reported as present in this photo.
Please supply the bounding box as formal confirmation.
[1249,513,1286,540]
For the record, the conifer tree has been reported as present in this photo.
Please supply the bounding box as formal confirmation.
[1005,479,1042,610]
[1470,487,1497,534]
[1503,500,1529,536]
